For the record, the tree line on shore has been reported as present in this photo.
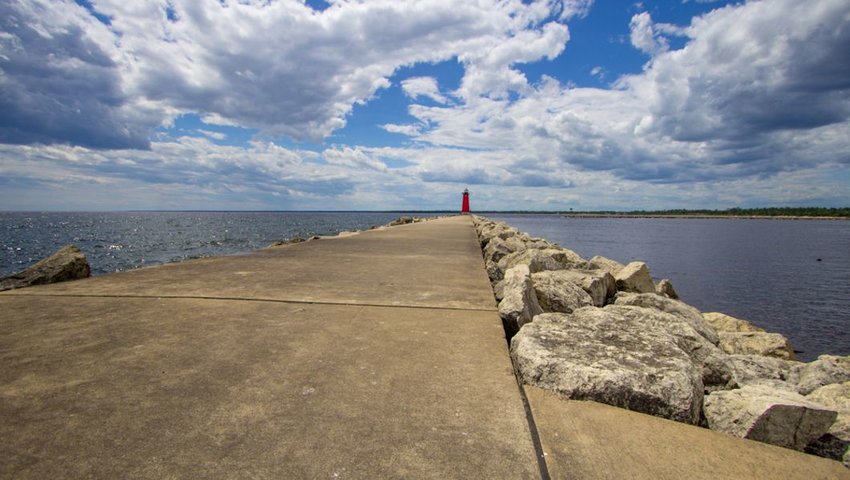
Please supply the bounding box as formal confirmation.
[563,207,850,218]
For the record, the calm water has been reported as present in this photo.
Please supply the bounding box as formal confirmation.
[491,214,850,362]
[0,211,428,276]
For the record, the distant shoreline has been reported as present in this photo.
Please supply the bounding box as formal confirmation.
[560,213,849,221]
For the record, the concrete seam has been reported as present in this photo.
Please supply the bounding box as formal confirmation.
[514,373,552,480]
[0,292,495,313]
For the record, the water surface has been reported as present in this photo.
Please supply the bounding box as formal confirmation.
[491,214,850,361]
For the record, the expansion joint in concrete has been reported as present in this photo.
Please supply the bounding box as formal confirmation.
[0,292,495,313]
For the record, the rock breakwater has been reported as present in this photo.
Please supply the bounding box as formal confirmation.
[473,215,850,468]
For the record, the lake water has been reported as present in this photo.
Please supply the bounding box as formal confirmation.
[491,214,850,362]
[2,211,848,361]
[0,211,425,276]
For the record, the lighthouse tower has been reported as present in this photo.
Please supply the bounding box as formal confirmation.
[461,188,470,214]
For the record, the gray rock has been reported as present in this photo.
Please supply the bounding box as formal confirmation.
[806,382,850,468]
[613,292,720,346]
[717,331,797,361]
[530,271,594,313]
[655,279,679,299]
[485,259,503,284]
[614,261,656,294]
[0,245,91,291]
[725,354,797,386]
[703,384,838,451]
[702,312,765,333]
[532,269,615,307]
[587,255,625,275]
[791,355,850,395]
[483,236,514,264]
[511,308,704,424]
[498,265,543,338]
[497,248,582,274]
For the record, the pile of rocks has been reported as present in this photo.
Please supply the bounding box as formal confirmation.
[473,216,850,467]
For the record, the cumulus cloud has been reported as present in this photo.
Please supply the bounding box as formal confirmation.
[0,0,573,148]
[629,11,686,56]
[0,0,159,149]
[390,0,850,189]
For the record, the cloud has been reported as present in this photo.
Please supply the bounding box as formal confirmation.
[629,11,686,56]
[0,0,159,149]
[400,76,448,104]
[388,0,850,190]
[1,0,574,148]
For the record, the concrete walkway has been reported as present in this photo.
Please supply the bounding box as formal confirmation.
[1,215,848,479]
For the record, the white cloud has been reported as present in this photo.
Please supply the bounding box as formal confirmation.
[0,0,574,147]
[400,76,448,104]
[629,11,686,56]
[387,0,850,193]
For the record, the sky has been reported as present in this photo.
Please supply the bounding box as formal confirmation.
[1,0,849,211]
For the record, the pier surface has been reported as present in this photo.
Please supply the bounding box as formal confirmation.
[2,216,847,479]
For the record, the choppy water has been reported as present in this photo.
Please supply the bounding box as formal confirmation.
[491,214,850,362]
[0,211,425,276]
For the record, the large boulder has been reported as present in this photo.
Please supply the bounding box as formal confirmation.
[530,271,594,313]
[613,261,656,294]
[703,384,838,451]
[497,248,582,274]
[791,355,850,395]
[613,292,720,346]
[702,312,765,333]
[806,382,850,468]
[725,354,798,389]
[511,308,704,424]
[498,265,543,338]
[482,236,514,264]
[531,269,614,307]
[0,245,91,291]
[587,255,625,275]
[717,331,797,361]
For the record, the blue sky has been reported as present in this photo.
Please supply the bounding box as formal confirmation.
[1,0,849,211]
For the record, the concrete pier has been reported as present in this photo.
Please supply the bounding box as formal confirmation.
[1,216,847,478]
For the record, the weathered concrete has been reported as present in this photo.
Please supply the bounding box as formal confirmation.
[526,387,850,479]
[0,216,538,479]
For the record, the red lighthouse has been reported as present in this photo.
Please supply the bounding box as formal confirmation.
[461,188,470,214]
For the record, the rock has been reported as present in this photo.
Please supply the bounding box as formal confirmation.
[498,265,543,338]
[511,308,704,424]
[613,292,720,346]
[485,259,503,284]
[532,269,615,307]
[717,331,797,360]
[614,261,656,294]
[498,248,582,274]
[389,216,415,226]
[806,382,850,467]
[791,355,850,395]
[725,354,798,389]
[493,279,506,302]
[530,271,594,313]
[703,384,838,451]
[0,245,91,291]
[702,312,765,333]
[655,279,679,299]
[482,236,513,264]
[587,255,625,275]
